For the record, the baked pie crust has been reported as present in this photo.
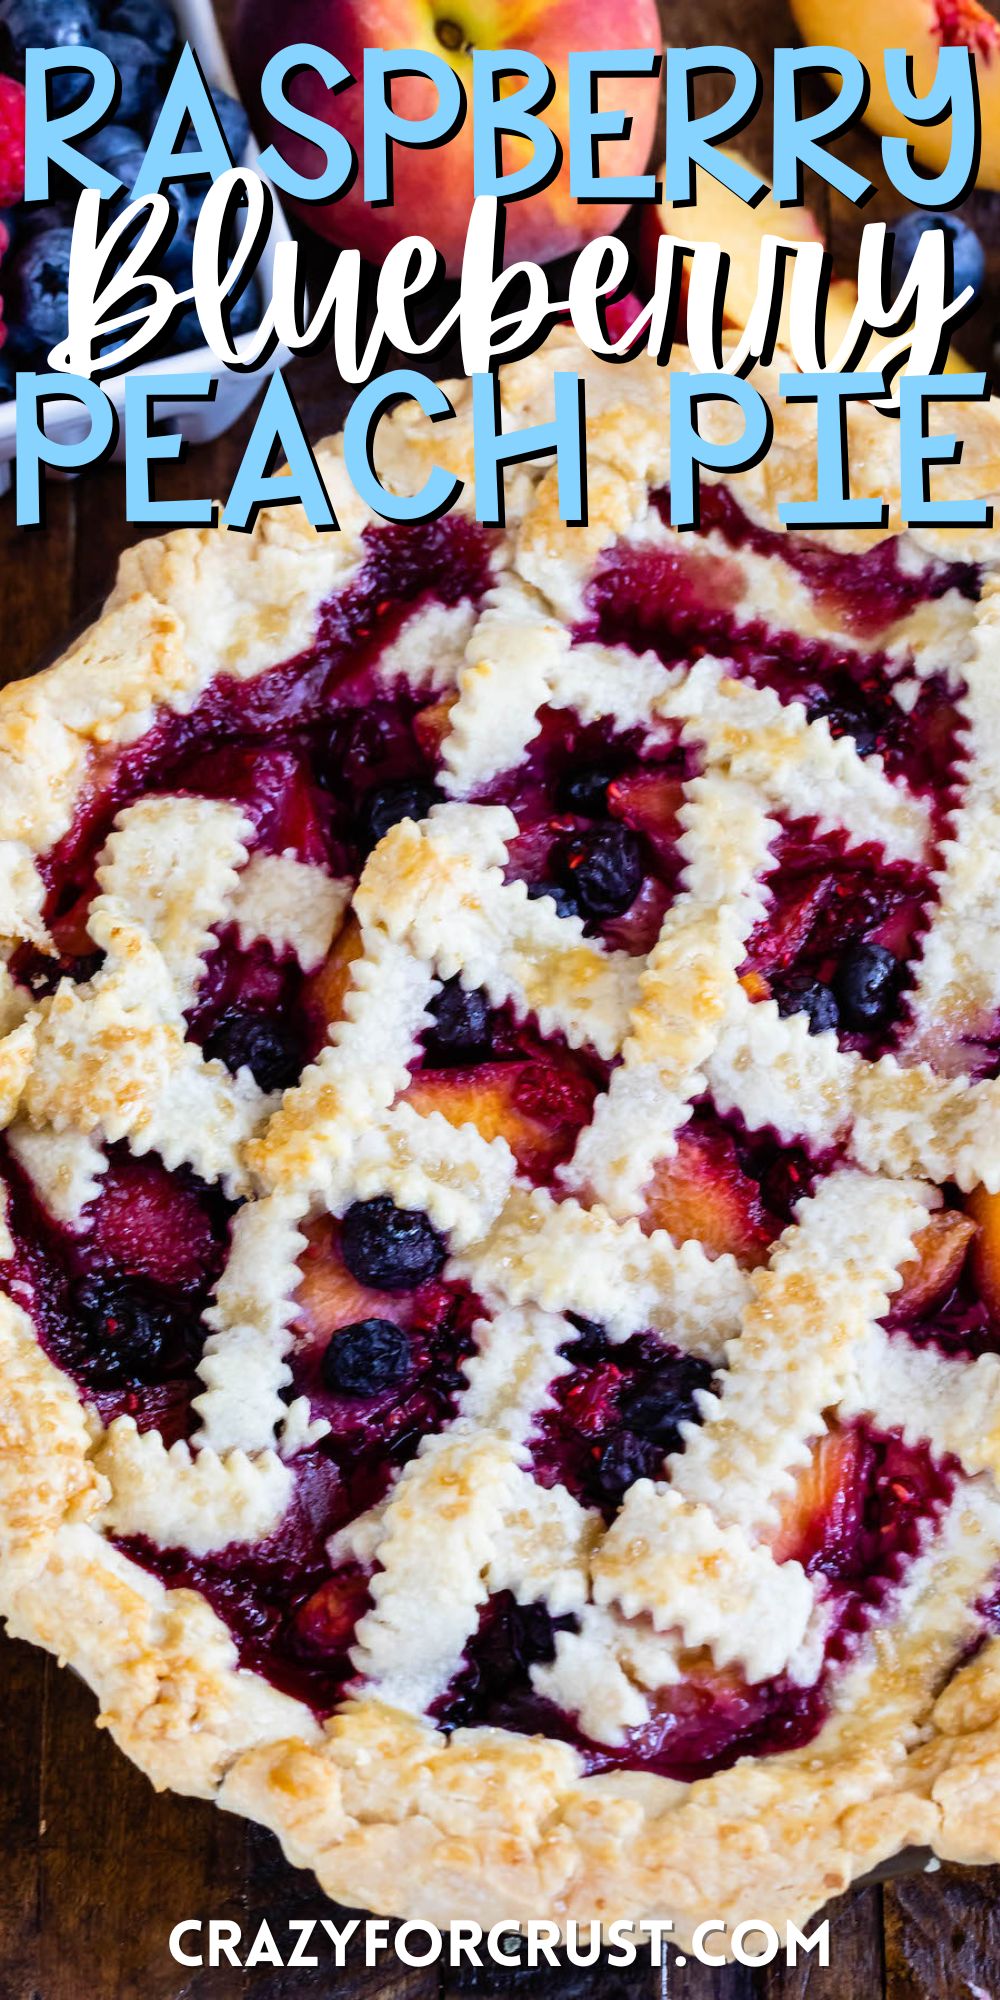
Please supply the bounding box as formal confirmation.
[5,332,1000,1941]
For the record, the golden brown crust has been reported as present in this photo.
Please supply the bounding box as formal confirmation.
[5,333,1000,1943]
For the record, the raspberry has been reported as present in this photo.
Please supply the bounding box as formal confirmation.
[0,79,25,207]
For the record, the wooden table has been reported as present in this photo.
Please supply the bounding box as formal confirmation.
[4,1,1000,1993]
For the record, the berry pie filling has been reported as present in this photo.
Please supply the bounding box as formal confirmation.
[120,1204,483,1713]
[10,516,498,1009]
[433,1425,954,1778]
[4,489,1000,1795]
[686,482,981,637]
[0,1138,233,1445]
[743,821,935,1055]
[581,502,973,805]
[498,730,689,956]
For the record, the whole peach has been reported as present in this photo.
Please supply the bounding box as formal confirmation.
[235,0,661,272]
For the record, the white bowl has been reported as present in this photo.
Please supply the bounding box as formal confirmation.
[0,0,295,496]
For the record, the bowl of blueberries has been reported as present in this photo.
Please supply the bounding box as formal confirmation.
[0,0,294,493]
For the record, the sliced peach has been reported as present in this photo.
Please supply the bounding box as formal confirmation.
[739,969,772,1004]
[303,911,364,1034]
[789,0,1000,188]
[292,1568,371,1656]
[295,1214,406,1344]
[967,1186,1000,1319]
[640,1127,775,1265]
[608,771,686,861]
[413,694,458,763]
[638,144,824,337]
[894,1210,976,1318]
[49,885,98,959]
[770,1423,864,1565]
[745,876,829,977]
[403,1058,596,1180]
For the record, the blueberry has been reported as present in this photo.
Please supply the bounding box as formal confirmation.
[75,1280,168,1385]
[0,0,99,75]
[527,880,579,918]
[340,1196,446,1292]
[93,28,160,126]
[6,226,73,350]
[179,88,250,166]
[208,85,250,164]
[773,976,840,1036]
[618,1357,712,1448]
[424,978,491,1063]
[806,694,879,758]
[557,825,644,919]
[760,1147,812,1223]
[16,202,74,241]
[1,321,42,365]
[321,1318,412,1397]
[160,174,205,276]
[565,1314,609,1360]
[171,303,206,351]
[97,280,158,366]
[597,1430,663,1500]
[105,0,177,63]
[555,765,614,817]
[78,122,146,182]
[890,209,984,302]
[203,1013,301,1093]
[357,779,439,853]
[0,351,14,401]
[833,942,900,1031]
[224,279,261,340]
[435,1593,578,1729]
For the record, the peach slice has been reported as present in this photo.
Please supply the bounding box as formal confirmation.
[303,911,364,1034]
[739,969,772,1004]
[789,0,1000,187]
[638,144,824,337]
[640,1128,775,1265]
[293,1568,371,1656]
[894,1210,976,1318]
[608,771,686,860]
[295,1214,406,1345]
[403,1058,596,1180]
[413,694,458,764]
[769,1423,863,1565]
[967,1186,1000,1319]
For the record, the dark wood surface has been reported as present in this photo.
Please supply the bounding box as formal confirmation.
[4,0,1000,1993]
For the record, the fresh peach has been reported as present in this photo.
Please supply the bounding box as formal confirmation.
[235,0,661,274]
[639,152,972,371]
[967,1186,1000,1320]
[638,144,824,337]
[788,0,1000,187]
[894,1210,975,1318]
[640,1127,775,1265]
[404,1056,596,1178]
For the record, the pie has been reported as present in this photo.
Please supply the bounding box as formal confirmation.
[6,330,1000,1943]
